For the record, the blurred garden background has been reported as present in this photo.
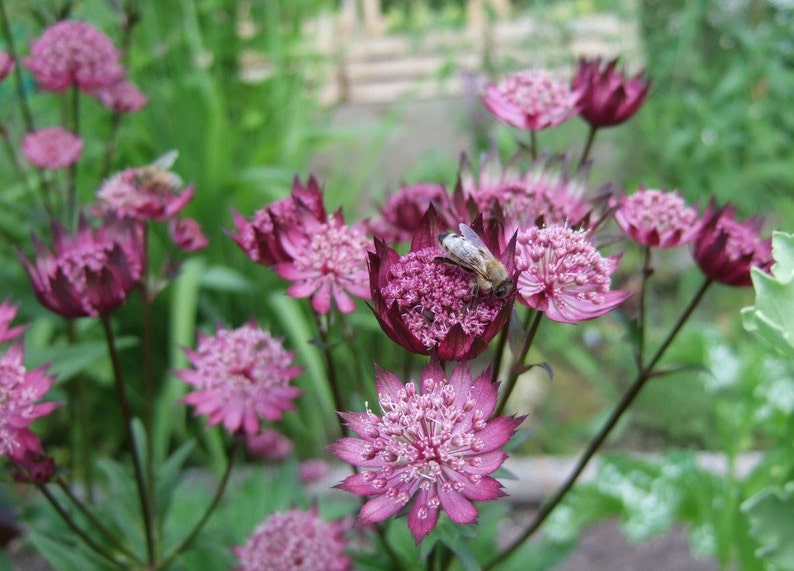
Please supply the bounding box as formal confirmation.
[1,0,793,569]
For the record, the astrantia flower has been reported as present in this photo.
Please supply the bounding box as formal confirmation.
[274,212,370,314]
[0,300,25,344]
[572,57,651,129]
[231,176,326,266]
[298,459,330,484]
[20,215,145,318]
[21,127,84,169]
[177,322,302,436]
[483,68,581,131]
[614,188,700,248]
[515,224,630,323]
[0,343,59,464]
[24,20,124,92]
[0,51,14,81]
[245,428,293,460]
[692,200,772,287]
[169,218,208,252]
[234,506,351,571]
[92,79,148,113]
[96,161,193,222]
[368,182,450,243]
[458,151,592,230]
[368,208,515,361]
[329,360,523,544]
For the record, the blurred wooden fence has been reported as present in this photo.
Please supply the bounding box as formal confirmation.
[241,1,642,105]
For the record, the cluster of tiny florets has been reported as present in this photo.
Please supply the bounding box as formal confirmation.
[380,248,502,348]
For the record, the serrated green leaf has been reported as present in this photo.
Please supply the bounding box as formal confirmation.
[743,232,794,357]
[26,531,109,571]
[26,337,138,385]
[742,482,794,570]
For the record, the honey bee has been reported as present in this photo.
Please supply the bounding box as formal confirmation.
[438,223,513,299]
[133,150,182,192]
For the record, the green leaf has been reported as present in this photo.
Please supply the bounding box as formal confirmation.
[436,521,480,571]
[198,264,252,292]
[742,482,794,570]
[742,232,794,357]
[26,531,107,571]
[26,337,138,385]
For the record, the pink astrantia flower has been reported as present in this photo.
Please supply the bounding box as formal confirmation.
[614,188,700,248]
[21,127,84,170]
[692,200,772,287]
[368,208,516,361]
[329,360,523,544]
[572,57,651,129]
[367,182,451,243]
[234,506,351,571]
[0,343,60,464]
[483,68,582,131]
[177,322,303,436]
[457,151,593,231]
[96,158,194,222]
[298,459,331,484]
[0,51,14,81]
[20,215,145,318]
[24,20,124,92]
[0,300,26,343]
[169,218,208,252]
[275,212,370,314]
[245,428,293,460]
[231,176,326,266]
[515,224,630,323]
[92,79,148,113]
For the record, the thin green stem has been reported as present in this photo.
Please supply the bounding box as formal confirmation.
[101,316,157,566]
[66,85,80,227]
[0,0,34,132]
[142,289,156,544]
[37,484,128,569]
[578,125,598,168]
[636,246,653,369]
[484,277,714,570]
[494,310,543,417]
[159,439,240,568]
[55,478,141,563]
[315,311,347,438]
[490,309,512,383]
[529,130,538,160]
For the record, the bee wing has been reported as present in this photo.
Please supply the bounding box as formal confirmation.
[442,234,491,278]
[151,149,179,170]
[458,224,496,259]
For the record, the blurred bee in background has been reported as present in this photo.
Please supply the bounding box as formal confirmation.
[438,223,513,299]
[133,149,183,193]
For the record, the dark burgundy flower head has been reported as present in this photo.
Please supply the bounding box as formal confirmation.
[230,175,326,266]
[368,206,516,361]
[692,200,772,287]
[572,57,651,128]
[367,182,451,243]
[20,214,145,318]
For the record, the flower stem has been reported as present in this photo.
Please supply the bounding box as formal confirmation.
[494,309,543,417]
[529,130,538,160]
[66,85,80,228]
[636,245,653,369]
[37,483,129,569]
[578,125,598,168]
[484,277,713,569]
[159,439,239,569]
[0,0,34,132]
[490,309,513,383]
[55,478,141,563]
[315,311,347,438]
[101,315,157,566]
